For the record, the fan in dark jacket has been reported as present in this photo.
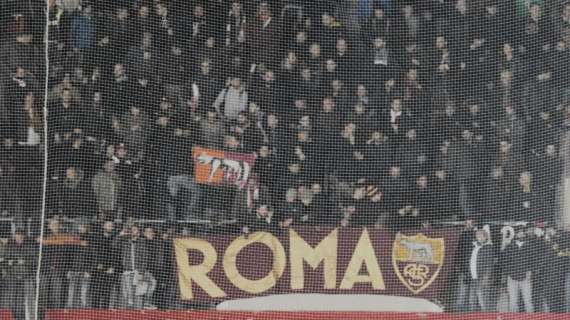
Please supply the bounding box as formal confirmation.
[501,228,535,312]
[7,230,34,320]
[66,221,94,308]
[91,221,120,309]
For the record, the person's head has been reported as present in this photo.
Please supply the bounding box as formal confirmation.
[259,2,271,20]
[66,167,77,179]
[200,60,210,74]
[417,175,428,188]
[445,103,455,116]
[469,104,479,114]
[48,218,60,234]
[325,59,337,72]
[142,32,152,48]
[343,122,356,136]
[296,129,309,142]
[15,66,26,78]
[475,229,489,243]
[336,38,347,53]
[485,3,497,15]
[78,223,88,234]
[301,68,311,80]
[322,13,333,26]
[286,188,298,202]
[263,70,274,82]
[519,171,531,187]
[357,84,367,97]
[499,141,510,153]
[93,91,101,103]
[61,88,72,104]
[323,97,335,112]
[299,116,310,129]
[257,205,270,217]
[403,5,414,17]
[390,166,401,177]
[461,129,473,141]
[407,68,418,81]
[130,225,140,238]
[373,37,385,48]
[259,145,270,157]
[492,166,504,179]
[130,106,141,116]
[370,131,382,142]
[546,144,556,156]
[230,77,241,88]
[14,231,25,245]
[138,5,149,17]
[103,221,114,234]
[391,99,402,112]
[194,4,204,17]
[267,113,278,127]
[116,7,129,20]
[355,103,365,114]
[237,112,248,124]
[436,36,447,50]
[310,43,321,57]
[456,0,467,13]
[231,1,242,15]
[406,129,417,140]
[311,183,322,194]
[294,99,306,110]
[114,64,125,78]
[225,135,240,149]
[296,31,307,43]
[144,226,155,239]
[530,3,541,20]
[374,8,384,18]
[435,169,447,181]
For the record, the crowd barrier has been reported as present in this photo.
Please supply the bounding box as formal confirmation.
[43,310,570,320]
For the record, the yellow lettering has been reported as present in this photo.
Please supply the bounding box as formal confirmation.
[290,228,338,290]
[223,232,286,294]
[174,238,226,300]
[340,229,385,290]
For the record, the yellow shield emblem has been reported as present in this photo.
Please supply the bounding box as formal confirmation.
[392,233,445,294]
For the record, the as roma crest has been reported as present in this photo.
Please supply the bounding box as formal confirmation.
[392,233,445,294]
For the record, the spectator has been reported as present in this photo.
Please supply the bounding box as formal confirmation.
[7,230,34,320]
[92,160,121,220]
[466,228,497,312]
[56,166,96,219]
[119,224,154,309]
[213,76,249,121]
[502,227,535,312]
[66,221,93,308]
[161,126,201,222]
[91,220,119,309]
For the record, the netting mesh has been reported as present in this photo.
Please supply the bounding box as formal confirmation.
[1,0,570,319]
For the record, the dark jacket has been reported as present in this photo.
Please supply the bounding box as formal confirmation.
[69,232,94,273]
[119,237,149,273]
[92,231,120,274]
[502,240,534,280]
[7,239,34,280]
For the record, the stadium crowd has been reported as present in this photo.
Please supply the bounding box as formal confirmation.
[2,0,570,318]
